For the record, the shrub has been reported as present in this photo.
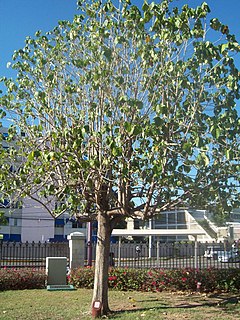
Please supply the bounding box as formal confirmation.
[68,267,240,293]
[0,268,46,291]
[68,266,94,289]
[68,267,148,291]
[1,267,240,293]
[108,268,147,291]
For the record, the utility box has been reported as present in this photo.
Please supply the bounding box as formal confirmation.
[46,257,67,285]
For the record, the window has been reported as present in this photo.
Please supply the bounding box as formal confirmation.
[168,212,176,224]
[9,218,18,227]
[155,214,167,225]
[55,219,64,228]
[72,221,86,228]
[9,234,21,241]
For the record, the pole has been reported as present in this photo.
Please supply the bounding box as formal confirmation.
[148,219,152,258]
[157,240,160,268]
[87,221,92,267]
[118,236,121,267]
[194,236,198,269]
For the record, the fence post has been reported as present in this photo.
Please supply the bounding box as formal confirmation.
[148,236,152,259]
[87,221,93,267]
[0,238,2,267]
[118,237,121,267]
[67,232,85,269]
[156,240,160,268]
[194,236,198,269]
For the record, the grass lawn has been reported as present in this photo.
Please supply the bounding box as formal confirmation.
[0,289,239,320]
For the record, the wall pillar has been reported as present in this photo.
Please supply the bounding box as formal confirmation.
[67,232,85,269]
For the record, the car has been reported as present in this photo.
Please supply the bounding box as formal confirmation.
[204,246,224,260]
[217,250,240,263]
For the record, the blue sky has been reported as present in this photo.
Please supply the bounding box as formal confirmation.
[0,0,240,79]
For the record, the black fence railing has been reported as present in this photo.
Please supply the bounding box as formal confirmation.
[106,240,240,270]
[1,240,240,270]
[0,241,69,269]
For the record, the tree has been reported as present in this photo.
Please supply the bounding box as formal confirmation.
[0,0,240,315]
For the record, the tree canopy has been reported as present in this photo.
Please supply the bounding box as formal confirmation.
[0,0,240,314]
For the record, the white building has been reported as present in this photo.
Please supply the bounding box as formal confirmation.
[0,201,86,242]
[125,208,214,243]
[125,207,240,243]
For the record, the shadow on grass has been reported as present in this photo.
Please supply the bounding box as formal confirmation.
[109,294,240,318]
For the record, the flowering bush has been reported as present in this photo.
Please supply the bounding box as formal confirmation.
[68,267,240,293]
[108,268,147,291]
[1,267,240,293]
[69,267,147,291]
[0,268,46,291]
[68,266,94,289]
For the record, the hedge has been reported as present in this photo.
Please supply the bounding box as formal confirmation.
[0,268,46,291]
[69,267,240,293]
[1,266,240,293]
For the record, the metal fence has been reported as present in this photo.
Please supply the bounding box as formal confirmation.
[0,241,69,269]
[1,240,240,270]
[107,240,240,270]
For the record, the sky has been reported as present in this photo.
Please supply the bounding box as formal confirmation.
[0,0,240,79]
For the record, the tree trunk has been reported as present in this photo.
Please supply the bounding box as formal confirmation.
[91,211,111,315]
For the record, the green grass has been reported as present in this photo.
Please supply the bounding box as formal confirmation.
[0,289,239,319]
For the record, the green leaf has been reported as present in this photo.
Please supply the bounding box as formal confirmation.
[47,184,55,193]
[215,128,221,139]
[197,153,210,167]
[183,142,192,154]
[28,151,35,162]
[210,18,221,31]
[103,47,112,61]
[112,147,119,156]
[124,122,132,133]
[154,116,163,126]
[142,1,149,12]
[115,76,124,85]
[0,109,6,119]
[221,43,228,53]
[225,149,233,160]
[130,125,142,136]
[201,2,210,13]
